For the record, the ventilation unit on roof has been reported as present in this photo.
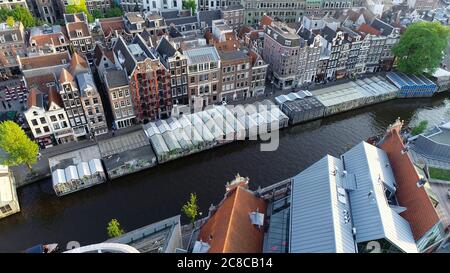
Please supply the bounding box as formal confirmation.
[401,146,409,155]
[249,208,264,229]
[192,240,210,253]
[341,170,347,177]
[417,178,427,188]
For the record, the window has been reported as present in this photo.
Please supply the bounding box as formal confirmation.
[93,98,99,104]
[190,77,195,83]
[53,123,60,130]
[112,92,117,99]
[0,205,12,214]
[114,102,119,109]
[118,90,123,98]
[58,114,64,120]
[35,128,42,134]
[31,119,38,126]
[40,117,47,124]
[84,99,90,106]
[125,89,130,97]
[50,116,57,122]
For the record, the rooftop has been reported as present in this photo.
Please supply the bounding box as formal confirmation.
[379,121,441,241]
[185,46,220,65]
[107,215,181,253]
[197,177,267,253]
[0,165,16,207]
[20,52,71,70]
[105,69,129,89]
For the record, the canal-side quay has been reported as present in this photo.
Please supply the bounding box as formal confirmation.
[12,74,442,191]
[0,92,448,252]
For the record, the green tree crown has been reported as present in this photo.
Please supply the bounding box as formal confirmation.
[107,218,125,238]
[182,193,199,224]
[393,21,450,75]
[0,121,39,170]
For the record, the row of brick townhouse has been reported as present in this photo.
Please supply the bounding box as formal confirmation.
[20,51,108,147]
[259,8,400,89]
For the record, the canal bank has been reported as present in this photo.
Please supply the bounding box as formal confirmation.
[0,93,448,252]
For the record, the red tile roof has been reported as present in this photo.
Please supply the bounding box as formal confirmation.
[198,185,267,253]
[69,51,89,73]
[379,121,440,240]
[20,52,71,70]
[66,21,90,39]
[27,88,38,108]
[260,15,273,27]
[99,17,127,37]
[30,32,69,47]
[47,86,64,109]
[25,74,57,94]
[357,23,381,36]
[60,67,74,83]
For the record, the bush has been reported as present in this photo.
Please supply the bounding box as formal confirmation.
[411,120,428,136]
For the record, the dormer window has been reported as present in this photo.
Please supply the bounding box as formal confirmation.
[59,36,65,44]
[136,23,142,30]
[0,35,5,43]
[76,29,83,37]
[31,40,36,47]
[62,59,67,64]
[12,34,17,42]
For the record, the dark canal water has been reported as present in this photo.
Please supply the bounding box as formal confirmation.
[0,94,449,252]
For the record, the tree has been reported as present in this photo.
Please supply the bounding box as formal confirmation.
[6,16,14,27]
[107,219,125,238]
[393,21,450,75]
[182,0,196,14]
[411,120,428,136]
[182,193,199,226]
[105,7,123,18]
[0,121,39,170]
[0,6,36,28]
[91,9,103,19]
[65,0,94,23]
[11,6,35,28]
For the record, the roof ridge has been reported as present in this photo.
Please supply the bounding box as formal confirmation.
[222,186,240,252]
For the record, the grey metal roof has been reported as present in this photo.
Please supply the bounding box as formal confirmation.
[76,73,97,95]
[156,36,177,59]
[185,46,220,65]
[113,36,136,76]
[342,142,418,253]
[321,26,337,43]
[198,10,221,28]
[105,69,129,89]
[290,155,356,253]
[219,50,248,61]
[370,18,394,36]
[161,10,180,19]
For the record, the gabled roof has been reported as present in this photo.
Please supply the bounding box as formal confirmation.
[260,15,273,27]
[99,17,127,37]
[66,21,91,39]
[113,36,136,76]
[29,32,69,47]
[156,36,177,59]
[47,86,64,109]
[20,52,71,70]
[357,23,381,36]
[69,52,89,74]
[198,185,267,253]
[27,88,43,109]
[59,67,74,84]
[25,73,57,94]
[94,44,115,67]
[290,155,356,253]
[343,142,418,253]
[370,18,394,36]
[321,26,337,43]
[379,121,441,241]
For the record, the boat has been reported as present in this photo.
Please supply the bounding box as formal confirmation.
[24,243,59,253]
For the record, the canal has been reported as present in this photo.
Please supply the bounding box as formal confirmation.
[0,94,449,252]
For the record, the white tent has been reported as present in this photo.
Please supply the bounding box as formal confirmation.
[65,165,79,182]
[88,159,104,175]
[77,162,91,180]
